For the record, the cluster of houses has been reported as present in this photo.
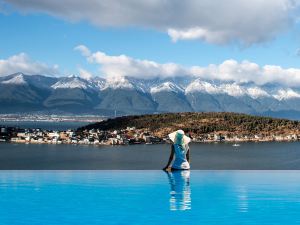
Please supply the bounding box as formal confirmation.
[194,133,300,142]
[0,126,165,145]
[0,126,300,145]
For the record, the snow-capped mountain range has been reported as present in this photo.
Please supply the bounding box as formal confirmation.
[1,72,300,119]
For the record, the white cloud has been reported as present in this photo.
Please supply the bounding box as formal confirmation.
[5,0,300,45]
[191,60,300,87]
[168,28,229,44]
[0,53,59,76]
[75,45,186,79]
[78,68,93,80]
[167,0,299,45]
[76,45,300,87]
[74,45,91,57]
[190,60,262,83]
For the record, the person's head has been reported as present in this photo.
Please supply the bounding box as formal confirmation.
[168,129,191,146]
[174,130,185,145]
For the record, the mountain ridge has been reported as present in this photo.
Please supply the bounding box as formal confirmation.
[1,72,300,119]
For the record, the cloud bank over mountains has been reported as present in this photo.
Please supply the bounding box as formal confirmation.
[75,45,300,87]
[4,0,300,45]
[0,53,59,76]
[74,45,185,80]
[2,47,300,88]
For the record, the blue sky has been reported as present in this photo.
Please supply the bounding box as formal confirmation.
[1,0,300,86]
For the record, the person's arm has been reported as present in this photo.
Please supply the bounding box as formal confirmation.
[163,145,174,170]
[186,145,190,163]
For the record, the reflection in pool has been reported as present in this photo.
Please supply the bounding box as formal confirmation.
[237,185,248,213]
[166,170,191,211]
[1,171,300,225]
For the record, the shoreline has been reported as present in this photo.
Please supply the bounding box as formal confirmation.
[3,139,299,146]
[1,119,300,146]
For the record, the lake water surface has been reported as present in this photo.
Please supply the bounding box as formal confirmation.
[1,142,300,169]
[2,121,300,170]
[1,170,300,225]
[0,121,89,130]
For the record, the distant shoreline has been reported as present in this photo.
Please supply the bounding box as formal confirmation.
[2,112,300,146]
[2,134,299,146]
[0,114,105,123]
[79,112,300,145]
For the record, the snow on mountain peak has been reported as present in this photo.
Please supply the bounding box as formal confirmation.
[4,72,300,104]
[247,87,270,99]
[92,77,106,90]
[273,89,300,100]
[185,79,221,94]
[221,83,246,97]
[51,77,90,89]
[185,80,271,98]
[150,82,183,94]
[2,74,27,85]
[102,76,134,90]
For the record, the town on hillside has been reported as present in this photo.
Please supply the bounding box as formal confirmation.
[0,125,300,145]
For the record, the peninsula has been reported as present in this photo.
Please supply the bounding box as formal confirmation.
[79,112,300,143]
[1,112,300,145]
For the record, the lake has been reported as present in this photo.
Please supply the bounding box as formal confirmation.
[1,170,300,225]
[1,142,300,169]
[0,121,90,130]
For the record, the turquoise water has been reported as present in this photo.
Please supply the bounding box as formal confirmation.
[1,171,300,224]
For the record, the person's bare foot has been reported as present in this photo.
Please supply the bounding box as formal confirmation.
[163,167,171,172]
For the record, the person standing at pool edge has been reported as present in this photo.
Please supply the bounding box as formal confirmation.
[163,130,191,171]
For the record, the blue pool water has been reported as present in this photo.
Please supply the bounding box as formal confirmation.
[1,171,300,224]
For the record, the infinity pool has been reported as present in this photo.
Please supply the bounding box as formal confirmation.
[1,171,300,224]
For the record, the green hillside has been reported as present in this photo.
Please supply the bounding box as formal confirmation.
[79,112,300,137]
